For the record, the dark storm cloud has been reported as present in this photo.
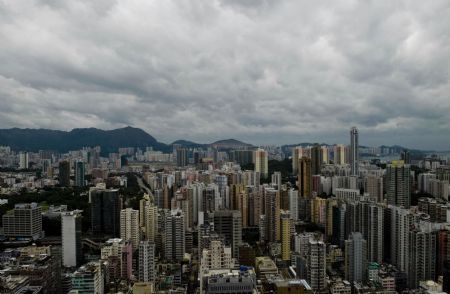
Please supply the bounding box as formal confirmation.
[0,0,450,149]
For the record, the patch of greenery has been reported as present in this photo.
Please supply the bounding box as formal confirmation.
[0,186,91,230]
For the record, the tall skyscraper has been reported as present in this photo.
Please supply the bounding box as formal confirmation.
[386,160,411,208]
[307,238,326,292]
[350,127,359,176]
[229,150,253,166]
[325,198,338,241]
[74,161,85,187]
[236,189,248,228]
[311,197,326,226]
[271,172,282,191]
[389,206,414,272]
[321,146,329,164]
[364,175,383,203]
[332,204,346,248]
[88,147,101,168]
[400,149,411,164]
[90,187,122,237]
[19,152,29,169]
[298,157,312,197]
[59,160,71,187]
[289,189,299,221]
[212,210,242,258]
[360,202,384,264]
[264,188,280,243]
[292,147,303,174]
[120,208,140,251]
[345,232,367,283]
[138,241,156,283]
[2,203,42,240]
[311,144,321,175]
[121,241,133,280]
[165,209,186,261]
[143,202,158,243]
[408,225,437,288]
[62,210,83,268]
[254,148,268,179]
[333,144,346,165]
[176,148,188,167]
[280,210,291,261]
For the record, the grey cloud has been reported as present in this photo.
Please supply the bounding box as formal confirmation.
[0,0,450,149]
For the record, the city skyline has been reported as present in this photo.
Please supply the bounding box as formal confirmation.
[1,125,449,152]
[1,1,450,293]
[1,1,450,149]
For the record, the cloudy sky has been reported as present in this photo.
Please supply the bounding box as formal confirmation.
[1,0,449,149]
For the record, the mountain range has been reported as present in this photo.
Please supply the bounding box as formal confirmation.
[0,127,253,154]
[0,127,431,155]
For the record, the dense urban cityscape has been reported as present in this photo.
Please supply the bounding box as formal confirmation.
[1,0,450,293]
[0,127,449,294]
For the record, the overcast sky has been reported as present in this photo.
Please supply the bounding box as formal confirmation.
[1,0,449,149]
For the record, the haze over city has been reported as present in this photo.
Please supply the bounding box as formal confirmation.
[1,0,450,149]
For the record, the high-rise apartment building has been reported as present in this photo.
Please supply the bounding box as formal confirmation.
[236,189,248,228]
[298,157,312,197]
[229,150,253,166]
[90,187,122,237]
[360,202,384,264]
[311,197,326,226]
[321,146,329,164]
[386,160,411,208]
[292,147,304,174]
[271,172,282,191]
[201,240,234,270]
[364,175,383,203]
[59,160,71,187]
[120,208,140,251]
[138,241,156,283]
[345,232,367,283]
[142,202,158,243]
[280,210,291,261]
[307,238,326,292]
[165,209,185,261]
[350,127,359,176]
[325,198,338,241]
[3,203,42,240]
[254,148,268,179]
[311,144,322,175]
[100,238,133,281]
[264,188,280,243]
[333,144,346,165]
[74,161,85,187]
[400,149,411,164]
[176,148,188,167]
[289,189,299,221]
[332,204,346,248]
[212,210,242,258]
[62,210,83,268]
[19,152,29,169]
[408,225,437,288]
[389,206,414,273]
[121,242,133,280]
